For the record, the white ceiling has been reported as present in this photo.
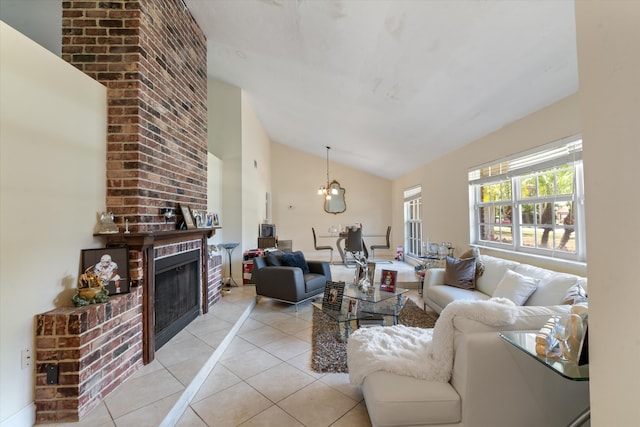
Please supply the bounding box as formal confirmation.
[190,0,578,179]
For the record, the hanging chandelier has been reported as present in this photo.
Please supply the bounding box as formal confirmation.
[317,146,339,200]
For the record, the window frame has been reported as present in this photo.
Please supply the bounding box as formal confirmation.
[403,186,422,259]
[469,136,586,262]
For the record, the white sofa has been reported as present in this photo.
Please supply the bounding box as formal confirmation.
[424,254,587,313]
[356,255,590,427]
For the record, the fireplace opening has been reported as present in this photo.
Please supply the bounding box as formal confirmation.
[154,249,201,350]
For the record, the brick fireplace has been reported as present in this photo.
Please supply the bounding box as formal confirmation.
[33,1,221,422]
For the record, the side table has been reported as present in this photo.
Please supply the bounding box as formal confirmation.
[500,330,590,427]
[416,254,447,295]
[218,243,240,288]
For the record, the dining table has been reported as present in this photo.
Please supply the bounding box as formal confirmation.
[319,230,385,264]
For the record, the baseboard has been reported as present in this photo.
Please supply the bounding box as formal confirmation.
[0,402,35,427]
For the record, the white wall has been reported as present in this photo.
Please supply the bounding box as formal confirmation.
[206,153,223,248]
[392,94,584,275]
[241,92,272,256]
[207,82,274,280]
[208,78,243,279]
[0,22,108,426]
[576,1,640,424]
[271,143,393,261]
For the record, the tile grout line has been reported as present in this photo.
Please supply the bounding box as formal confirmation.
[159,297,258,427]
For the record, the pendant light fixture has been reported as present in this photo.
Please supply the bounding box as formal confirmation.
[317,146,339,200]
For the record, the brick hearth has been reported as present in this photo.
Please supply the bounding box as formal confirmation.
[35,289,144,423]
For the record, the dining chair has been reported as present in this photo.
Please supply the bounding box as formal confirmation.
[312,228,333,264]
[344,227,368,265]
[370,226,392,263]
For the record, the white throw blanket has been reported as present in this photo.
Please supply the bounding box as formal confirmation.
[347,298,518,385]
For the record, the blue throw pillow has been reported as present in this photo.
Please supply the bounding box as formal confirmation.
[265,253,282,266]
[281,251,310,274]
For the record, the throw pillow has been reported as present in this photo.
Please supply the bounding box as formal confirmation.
[493,269,539,305]
[444,256,477,290]
[459,247,485,279]
[265,253,282,266]
[281,251,310,274]
[561,282,588,305]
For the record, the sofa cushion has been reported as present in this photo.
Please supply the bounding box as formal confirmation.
[426,284,490,310]
[513,263,581,306]
[561,282,588,305]
[475,255,520,296]
[444,256,476,290]
[460,247,485,279]
[363,371,461,426]
[281,251,309,274]
[492,269,539,305]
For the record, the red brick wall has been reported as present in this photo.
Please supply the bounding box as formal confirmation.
[45,0,214,422]
[35,289,143,423]
[62,0,208,232]
[208,251,223,307]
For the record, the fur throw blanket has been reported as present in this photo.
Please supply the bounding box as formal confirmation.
[347,298,518,385]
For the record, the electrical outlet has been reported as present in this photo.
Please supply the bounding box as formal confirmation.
[21,348,32,369]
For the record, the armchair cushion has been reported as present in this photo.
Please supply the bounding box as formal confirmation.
[281,250,310,274]
[265,252,282,266]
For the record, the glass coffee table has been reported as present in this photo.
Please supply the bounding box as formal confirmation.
[313,283,409,341]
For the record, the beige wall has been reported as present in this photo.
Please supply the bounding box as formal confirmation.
[241,92,273,257]
[576,1,640,424]
[0,22,108,426]
[207,78,242,278]
[270,143,393,260]
[206,153,223,248]
[207,82,273,279]
[392,94,585,275]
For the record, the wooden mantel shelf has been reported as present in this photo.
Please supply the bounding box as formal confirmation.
[94,227,220,249]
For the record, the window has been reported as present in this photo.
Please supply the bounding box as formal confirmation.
[404,186,422,258]
[469,136,585,262]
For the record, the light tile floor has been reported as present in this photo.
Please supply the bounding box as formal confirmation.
[41,261,424,427]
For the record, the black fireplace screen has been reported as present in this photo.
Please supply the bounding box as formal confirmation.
[154,250,201,350]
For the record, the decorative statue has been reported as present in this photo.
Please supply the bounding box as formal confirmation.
[354,256,372,293]
[98,211,119,234]
[72,266,109,307]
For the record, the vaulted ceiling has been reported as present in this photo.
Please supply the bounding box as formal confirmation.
[186,0,578,179]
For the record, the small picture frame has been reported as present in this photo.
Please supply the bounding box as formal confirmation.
[212,213,220,226]
[192,209,207,228]
[205,213,213,228]
[322,281,345,312]
[347,298,358,315]
[180,204,196,229]
[81,247,130,295]
[380,269,397,292]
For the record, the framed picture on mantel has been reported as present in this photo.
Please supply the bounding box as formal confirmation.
[81,247,130,295]
[180,204,196,230]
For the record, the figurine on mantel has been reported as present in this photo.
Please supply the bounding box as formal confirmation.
[98,211,119,234]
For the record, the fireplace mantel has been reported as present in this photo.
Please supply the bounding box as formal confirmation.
[95,227,220,363]
[95,227,218,247]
